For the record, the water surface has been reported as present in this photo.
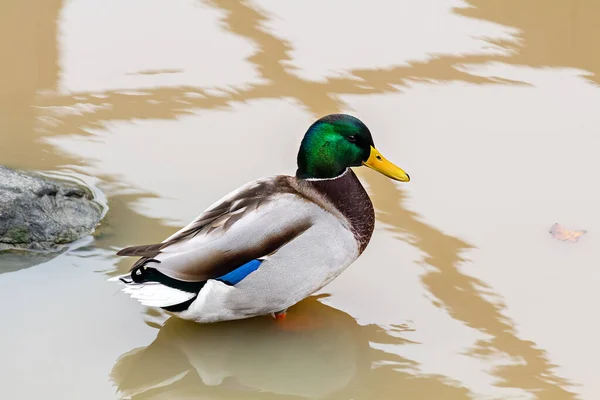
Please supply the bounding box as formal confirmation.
[1,1,599,399]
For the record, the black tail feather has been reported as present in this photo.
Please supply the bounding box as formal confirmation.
[124,258,206,313]
[162,296,198,312]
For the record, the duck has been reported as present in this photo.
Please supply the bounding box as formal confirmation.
[110,114,410,323]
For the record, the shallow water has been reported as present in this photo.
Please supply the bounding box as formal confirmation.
[1,0,599,399]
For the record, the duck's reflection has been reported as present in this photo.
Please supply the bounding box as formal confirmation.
[111,296,367,399]
[111,296,470,400]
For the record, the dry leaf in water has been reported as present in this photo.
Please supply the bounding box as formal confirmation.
[549,223,587,242]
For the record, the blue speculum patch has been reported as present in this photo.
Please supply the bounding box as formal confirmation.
[216,259,262,285]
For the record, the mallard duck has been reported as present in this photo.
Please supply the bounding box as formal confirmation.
[111,114,410,323]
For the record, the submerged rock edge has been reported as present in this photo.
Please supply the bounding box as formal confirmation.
[0,166,107,253]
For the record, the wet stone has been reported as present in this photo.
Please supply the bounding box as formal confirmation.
[0,166,104,252]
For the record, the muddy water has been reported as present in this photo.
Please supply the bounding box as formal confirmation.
[1,0,599,399]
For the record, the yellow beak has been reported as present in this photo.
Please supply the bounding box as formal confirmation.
[363,146,410,182]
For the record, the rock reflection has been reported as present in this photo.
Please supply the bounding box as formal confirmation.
[0,250,63,275]
[111,296,470,400]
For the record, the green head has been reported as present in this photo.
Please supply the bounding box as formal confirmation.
[296,114,410,182]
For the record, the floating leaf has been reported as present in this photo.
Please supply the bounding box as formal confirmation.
[549,223,587,242]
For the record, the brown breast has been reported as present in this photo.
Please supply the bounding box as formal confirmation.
[302,169,375,253]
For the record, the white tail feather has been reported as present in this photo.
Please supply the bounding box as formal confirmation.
[109,274,196,307]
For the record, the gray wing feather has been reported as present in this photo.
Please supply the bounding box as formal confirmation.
[117,176,315,281]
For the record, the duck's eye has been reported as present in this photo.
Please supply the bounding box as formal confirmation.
[347,135,358,143]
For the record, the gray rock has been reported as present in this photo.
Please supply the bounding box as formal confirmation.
[0,166,105,252]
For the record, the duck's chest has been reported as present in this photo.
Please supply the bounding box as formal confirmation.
[305,170,375,253]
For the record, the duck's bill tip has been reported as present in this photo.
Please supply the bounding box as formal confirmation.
[363,146,410,182]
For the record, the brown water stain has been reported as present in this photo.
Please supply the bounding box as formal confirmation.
[33,0,519,139]
[367,171,576,399]
[0,0,63,169]
[457,0,600,84]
